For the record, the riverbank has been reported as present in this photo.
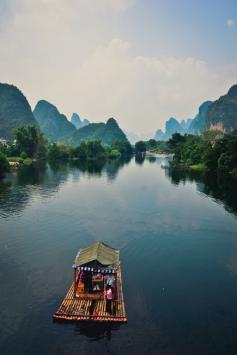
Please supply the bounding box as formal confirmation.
[8,156,35,166]
[170,161,207,171]
[169,160,237,180]
[0,134,134,178]
[169,130,237,178]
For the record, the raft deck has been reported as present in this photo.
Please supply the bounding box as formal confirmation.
[53,266,127,322]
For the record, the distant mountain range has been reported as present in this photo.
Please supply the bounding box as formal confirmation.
[0,83,38,139]
[154,117,188,141]
[0,83,128,145]
[154,103,213,141]
[125,131,154,144]
[0,82,236,144]
[33,100,127,145]
[154,84,237,141]
[71,113,90,130]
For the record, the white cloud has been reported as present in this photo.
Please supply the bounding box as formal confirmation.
[226,18,236,28]
[0,1,236,134]
[100,0,136,12]
[74,39,237,132]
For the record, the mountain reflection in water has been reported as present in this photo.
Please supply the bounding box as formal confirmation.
[166,166,237,217]
[1,156,237,355]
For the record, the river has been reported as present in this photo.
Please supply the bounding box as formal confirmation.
[1,156,237,355]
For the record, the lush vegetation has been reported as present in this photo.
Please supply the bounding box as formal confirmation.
[134,139,171,154]
[0,152,10,177]
[0,125,47,163]
[168,130,237,176]
[111,140,133,157]
[48,140,107,161]
[1,122,237,180]
[135,141,146,155]
[145,139,172,153]
[15,126,47,159]
[47,139,133,161]
[0,125,133,178]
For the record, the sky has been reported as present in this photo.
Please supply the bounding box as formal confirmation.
[0,0,237,134]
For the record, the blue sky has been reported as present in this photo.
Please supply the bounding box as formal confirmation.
[0,0,236,134]
[121,0,237,64]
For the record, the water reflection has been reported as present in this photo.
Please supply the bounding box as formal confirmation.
[74,322,121,341]
[0,158,133,217]
[16,161,48,185]
[1,156,237,355]
[70,157,132,180]
[1,157,237,220]
[105,157,131,181]
[135,154,145,165]
[166,167,237,216]
[0,162,71,218]
[147,156,156,163]
[71,159,106,176]
[0,178,30,217]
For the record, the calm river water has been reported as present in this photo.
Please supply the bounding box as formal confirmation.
[1,156,237,355]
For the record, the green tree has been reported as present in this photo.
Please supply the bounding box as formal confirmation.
[15,126,47,158]
[0,152,10,178]
[48,143,69,160]
[135,141,146,155]
[20,151,28,159]
[0,142,20,157]
[108,149,121,159]
[147,139,157,150]
[217,131,237,172]
[169,129,237,174]
[112,140,133,157]
[86,140,106,160]
[71,142,88,160]
[48,144,60,160]
[218,153,232,172]
[168,133,186,150]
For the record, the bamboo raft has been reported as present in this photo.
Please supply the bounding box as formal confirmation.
[53,243,127,323]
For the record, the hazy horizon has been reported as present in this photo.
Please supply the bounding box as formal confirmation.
[1,0,237,134]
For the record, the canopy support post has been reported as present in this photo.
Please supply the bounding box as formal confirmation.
[73,267,77,298]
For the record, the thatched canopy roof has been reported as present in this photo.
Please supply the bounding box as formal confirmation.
[74,242,120,268]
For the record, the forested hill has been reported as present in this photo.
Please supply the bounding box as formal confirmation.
[33,100,76,143]
[72,117,128,145]
[206,84,237,132]
[0,83,38,140]
[0,83,128,145]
